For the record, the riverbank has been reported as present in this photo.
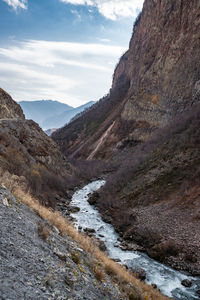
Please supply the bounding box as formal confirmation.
[70,180,200,300]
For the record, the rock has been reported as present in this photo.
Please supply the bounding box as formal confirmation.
[88,192,99,205]
[196,290,200,297]
[2,198,9,207]
[0,88,25,119]
[151,284,157,289]
[54,250,67,261]
[123,264,129,270]
[181,279,193,288]
[117,237,123,242]
[98,240,107,252]
[134,268,146,281]
[113,258,121,263]
[83,228,95,233]
[102,215,112,224]
[69,206,80,213]
[98,234,104,238]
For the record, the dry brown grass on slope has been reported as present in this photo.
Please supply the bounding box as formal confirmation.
[0,173,170,300]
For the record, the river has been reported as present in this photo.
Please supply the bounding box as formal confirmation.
[70,180,200,300]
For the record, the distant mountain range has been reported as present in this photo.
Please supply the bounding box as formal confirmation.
[19,100,95,130]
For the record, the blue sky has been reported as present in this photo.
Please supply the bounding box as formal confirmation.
[0,0,144,106]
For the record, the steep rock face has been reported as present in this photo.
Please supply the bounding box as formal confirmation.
[53,0,200,159]
[120,0,200,124]
[0,88,25,119]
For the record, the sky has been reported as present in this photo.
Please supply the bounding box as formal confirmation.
[0,0,144,107]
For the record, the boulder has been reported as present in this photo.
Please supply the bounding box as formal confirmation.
[88,192,99,205]
[134,268,146,281]
[181,279,193,288]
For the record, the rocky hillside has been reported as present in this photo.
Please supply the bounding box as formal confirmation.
[0,88,25,119]
[96,104,200,275]
[0,89,73,207]
[0,173,169,300]
[0,186,131,300]
[52,0,200,159]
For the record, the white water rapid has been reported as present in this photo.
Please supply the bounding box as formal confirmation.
[70,180,200,300]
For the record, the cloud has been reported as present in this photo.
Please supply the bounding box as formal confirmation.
[2,0,27,10]
[0,40,126,106]
[60,0,143,20]
[0,40,125,70]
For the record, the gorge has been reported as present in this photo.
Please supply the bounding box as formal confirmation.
[0,0,200,299]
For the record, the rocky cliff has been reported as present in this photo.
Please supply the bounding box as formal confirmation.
[0,88,25,119]
[53,0,200,159]
[0,89,72,207]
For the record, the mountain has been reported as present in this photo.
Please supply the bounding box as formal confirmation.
[52,0,200,276]
[0,88,25,119]
[19,100,73,129]
[19,100,95,130]
[0,89,72,207]
[43,101,95,129]
[52,0,200,160]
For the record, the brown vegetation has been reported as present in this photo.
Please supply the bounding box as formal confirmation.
[95,105,200,274]
[0,119,79,207]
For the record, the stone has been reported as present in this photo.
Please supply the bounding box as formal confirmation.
[151,284,157,289]
[88,192,99,205]
[0,88,25,119]
[134,268,146,281]
[181,279,193,288]
[196,290,200,297]
[83,228,95,233]
[69,206,80,213]
[2,198,9,207]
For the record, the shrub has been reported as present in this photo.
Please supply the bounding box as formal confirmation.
[105,264,115,276]
[93,266,105,282]
[38,222,51,241]
[71,251,80,264]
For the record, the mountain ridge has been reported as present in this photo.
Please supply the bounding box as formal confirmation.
[19,99,95,129]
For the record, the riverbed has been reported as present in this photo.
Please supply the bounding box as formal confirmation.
[70,180,200,300]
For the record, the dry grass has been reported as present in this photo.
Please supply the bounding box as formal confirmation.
[93,265,105,282]
[0,170,170,300]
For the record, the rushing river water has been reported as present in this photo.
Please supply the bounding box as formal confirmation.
[70,180,200,300]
